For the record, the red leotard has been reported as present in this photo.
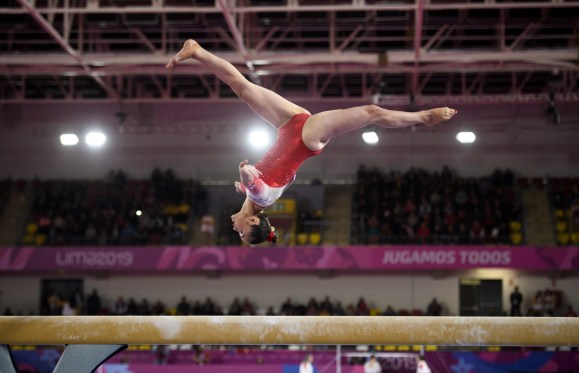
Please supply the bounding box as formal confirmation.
[254,113,322,188]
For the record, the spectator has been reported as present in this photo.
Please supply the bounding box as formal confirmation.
[333,302,346,316]
[61,301,75,316]
[415,355,431,373]
[177,296,191,315]
[357,297,369,316]
[228,298,242,315]
[530,291,544,317]
[543,289,556,316]
[319,296,333,313]
[70,288,84,314]
[426,298,442,316]
[200,214,215,245]
[383,305,397,316]
[299,354,314,373]
[114,296,128,315]
[152,300,166,315]
[510,286,523,316]
[364,355,382,373]
[280,298,293,315]
[139,298,151,315]
[127,298,139,315]
[564,305,577,317]
[86,289,101,315]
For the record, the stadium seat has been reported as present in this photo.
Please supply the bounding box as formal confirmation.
[34,234,47,246]
[25,223,38,235]
[557,233,570,246]
[21,234,35,245]
[296,233,308,245]
[555,209,566,219]
[571,232,579,245]
[309,232,321,245]
[510,233,523,245]
[556,221,568,233]
[369,308,382,316]
[509,221,522,232]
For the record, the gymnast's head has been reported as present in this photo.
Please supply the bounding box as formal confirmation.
[231,212,278,244]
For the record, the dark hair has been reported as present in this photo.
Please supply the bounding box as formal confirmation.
[248,213,277,244]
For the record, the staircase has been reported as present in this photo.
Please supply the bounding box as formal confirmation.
[0,188,33,246]
[522,186,555,246]
[321,185,352,246]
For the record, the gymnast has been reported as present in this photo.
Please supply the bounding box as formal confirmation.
[167,40,457,245]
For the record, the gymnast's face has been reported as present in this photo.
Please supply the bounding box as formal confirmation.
[231,214,259,242]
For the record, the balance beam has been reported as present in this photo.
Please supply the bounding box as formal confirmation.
[1,315,578,346]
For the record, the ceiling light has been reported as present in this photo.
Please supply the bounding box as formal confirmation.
[456,131,476,144]
[362,131,379,145]
[248,129,270,149]
[60,134,79,146]
[85,132,107,147]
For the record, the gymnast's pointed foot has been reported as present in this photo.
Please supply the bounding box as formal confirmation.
[166,39,200,69]
[423,107,458,126]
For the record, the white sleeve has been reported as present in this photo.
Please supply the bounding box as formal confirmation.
[244,178,273,208]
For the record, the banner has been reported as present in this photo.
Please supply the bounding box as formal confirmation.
[1,245,577,272]
[11,350,579,373]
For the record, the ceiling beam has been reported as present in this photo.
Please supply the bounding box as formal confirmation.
[216,0,259,84]
[15,0,119,100]
[3,2,579,15]
[1,49,576,69]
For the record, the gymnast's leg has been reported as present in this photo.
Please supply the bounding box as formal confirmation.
[167,40,308,128]
[301,105,457,151]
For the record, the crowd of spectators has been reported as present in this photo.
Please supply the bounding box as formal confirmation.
[21,169,207,246]
[5,289,576,319]
[352,166,522,245]
[549,178,579,245]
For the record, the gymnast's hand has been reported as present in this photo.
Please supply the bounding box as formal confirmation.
[238,159,262,186]
[234,181,244,193]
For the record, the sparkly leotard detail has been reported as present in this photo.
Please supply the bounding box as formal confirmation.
[244,113,322,208]
[255,113,321,188]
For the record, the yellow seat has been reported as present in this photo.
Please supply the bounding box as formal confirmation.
[556,221,568,233]
[309,232,321,245]
[510,233,523,245]
[296,233,308,245]
[22,234,35,244]
[369,308,382,316]
[510,221,522,232]
[34,234,47,246]
[25,223,38,235]
[571,232,579,245]
[557,233,570,246]
[555,209,566,219]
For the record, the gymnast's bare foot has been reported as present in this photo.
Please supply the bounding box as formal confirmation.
[166,39,200,69]
[423,107,458,126]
